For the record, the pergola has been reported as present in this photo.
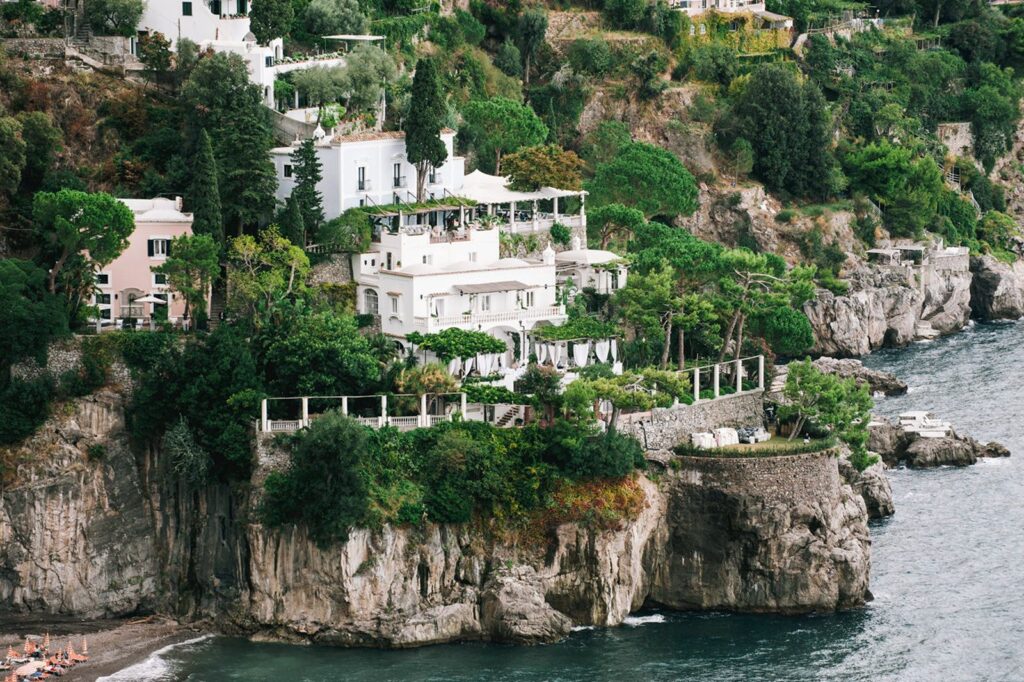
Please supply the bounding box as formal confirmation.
[460,170,586,233]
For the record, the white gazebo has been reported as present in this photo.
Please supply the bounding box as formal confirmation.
[460,170,586,234]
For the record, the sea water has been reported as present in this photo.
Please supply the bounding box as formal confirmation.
[112,321,1024,681]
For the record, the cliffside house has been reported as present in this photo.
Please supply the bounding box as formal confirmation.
[91,197,202,330]
[273,129,614,373]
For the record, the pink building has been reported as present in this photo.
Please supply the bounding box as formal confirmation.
[93,197,197,328]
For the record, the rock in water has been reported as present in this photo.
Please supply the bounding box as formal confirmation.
[480,568,573,645]
[839,456,895,519]
[970,255,1024,320]
[904,437,978,467]
[813,357,908,396]
[868,417,912,466]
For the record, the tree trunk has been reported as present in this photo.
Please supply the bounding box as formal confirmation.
[524,54,531,86]
[47,247,70,294]
[677,326,686,371]
[610,403,620,430]
[733,313,746,361]
[660,317,673,370]
[495,148,503,175]
[718,309,741,363]
[933,0,942,27]
[415,162,427,203]
[788,415,805,441]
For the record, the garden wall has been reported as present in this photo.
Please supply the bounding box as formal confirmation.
[617,390,765,455]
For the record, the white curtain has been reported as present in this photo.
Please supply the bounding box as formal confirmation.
[573,341,591,367]
[595,339,610,363]
[552,343,562,365]
[448,357,461,376]
[610,339,618,362]
[464,357,475,375]
[478,354,492,376]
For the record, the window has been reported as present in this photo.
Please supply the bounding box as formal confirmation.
[422,255,433,265]
[283,164,293,178]
[96,293,111,305]
[209,0,221,14]
[96,272,110,286]
[385,252,392,270]
[390,295,400,315]
[100,308,112,320]
[480,295,491,312]
[153,273,168,286]
[265,56,273,68]
[393,163,403,188]
[357,166,366,191]
[525,291,535,307]
[148,238,170,258]
[182,1,192,16]
[364,289,379,315]
[237,0,247,14]
[428,166,437,184]
[611,270,620,291]
[468,252,477,263]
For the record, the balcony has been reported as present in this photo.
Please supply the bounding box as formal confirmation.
[414,305,566,333]
[393,176,408,189]
[499,212,585,234]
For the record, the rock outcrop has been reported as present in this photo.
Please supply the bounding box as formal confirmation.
[805,262,972,357]
[1,389,872,646]
[839,456,895,519]
[970,255,1024,320]
[867,416,1011,468]
[812,357,908,396]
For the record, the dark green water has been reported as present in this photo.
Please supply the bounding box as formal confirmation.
[102,321,1024,682]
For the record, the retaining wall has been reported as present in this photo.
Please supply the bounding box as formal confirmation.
[617,390,764,454]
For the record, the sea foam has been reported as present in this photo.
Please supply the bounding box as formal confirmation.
[96,634,214,682]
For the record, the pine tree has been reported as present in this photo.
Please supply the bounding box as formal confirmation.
[280,195,306,247]
[190,129,224,245]
[290,138,323,242]
[218,94,278,235]
[404,59,447,202]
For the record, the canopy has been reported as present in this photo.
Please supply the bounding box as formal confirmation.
[456,281,530,295]
[133,295,167,304]
[461,170,584,205]
[322,34,385,41]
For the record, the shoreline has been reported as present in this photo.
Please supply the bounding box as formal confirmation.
[0,616,205,681]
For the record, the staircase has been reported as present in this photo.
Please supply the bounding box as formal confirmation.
[494,406,520,428]
[207,287,227,331]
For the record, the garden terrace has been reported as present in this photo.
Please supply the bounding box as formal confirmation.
[260,393,468,433]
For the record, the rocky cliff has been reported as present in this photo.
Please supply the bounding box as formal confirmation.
[970,255,1024,320]
[0,390,872,646]
[804,262,972,357]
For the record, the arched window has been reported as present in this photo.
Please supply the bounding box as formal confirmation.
[364,289,379,315]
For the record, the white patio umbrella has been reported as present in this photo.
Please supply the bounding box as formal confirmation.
[133,294,167,304]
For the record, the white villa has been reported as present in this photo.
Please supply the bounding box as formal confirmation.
[136,0,348,107]
[271,128,626,372]
[668,0,793,30]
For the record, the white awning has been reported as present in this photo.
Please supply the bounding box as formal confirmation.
[460,170,583,205]
[322,34,385,41]
[456,281,531,294]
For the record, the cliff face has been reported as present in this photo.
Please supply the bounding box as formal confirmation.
[0,390,872,645]
[805,263,972,357]
[970,255,1024,320]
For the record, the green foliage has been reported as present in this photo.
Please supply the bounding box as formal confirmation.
[0,115,26,197]
[404,58,448,201]
[317,207,372,251]
[515,7,547,85]
[0,377,53,445]
[153,234,220,320]
[0,259,68,372]
[534,316,619,341]
[261,411,371,546]
[752,306,814,357]
[494,39,523,78]
[190,131,223,247]
[503,144,583,191]
[630,50,668,100]
[841,141,943,237]
[84,0,142,36]
[549,223,572,246]
[586,142,698,220]
[568,38,613,77]
[690,43,738,87]
[250,0,294,44]
[290,138,325,241]
[778,359,873,459]
[227,226,310,321]
[462,384,531,405]
[14,111,61,194]
[588,202,645,250]
[724,64,838,200]
[304,0,368,36]
[138,31,172,78]
[461,97,548,174]
[411,327,506,361]
[163,417,211,486]
[580,120,632,172]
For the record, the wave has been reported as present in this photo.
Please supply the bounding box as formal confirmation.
[622,614,666,627]
[96,634,214,682]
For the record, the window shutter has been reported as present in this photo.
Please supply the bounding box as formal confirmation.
[147,239,154,257]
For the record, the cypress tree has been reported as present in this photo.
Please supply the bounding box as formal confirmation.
[280,195,305,247]
[219,93,278,235]
[290,138,324,241]
[404,59,448,202]
[190,129,223,245]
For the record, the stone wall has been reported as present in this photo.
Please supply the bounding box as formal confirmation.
[671,450,839,507]
[309,253,354,285]
[0,38,65,59]
[10,337,132,389]
[617,390,765,455]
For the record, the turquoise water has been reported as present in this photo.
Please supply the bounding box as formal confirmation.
[104,321,1024,682]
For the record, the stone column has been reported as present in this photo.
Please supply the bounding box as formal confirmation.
[713,364,720,399]
[301,397,309,428]
[460,392,468,417]
[380,395,388,428]
[758,355,765,390]
[693,368,700,403]
[420,393,428,427]
[533,200,539,231]
[261,399,269,432]
[341,396,349,415]
[510,202,516,232]
[736,358,743,393]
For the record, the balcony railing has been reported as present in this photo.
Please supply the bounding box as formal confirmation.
[499,213,585,234]
[358,178,372,191]
[414,305,565,332]
[393,176,407,189]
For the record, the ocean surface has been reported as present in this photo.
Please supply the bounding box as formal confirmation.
[102,321,1024,682]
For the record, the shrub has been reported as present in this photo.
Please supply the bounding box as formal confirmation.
[87,444,107,461]
[260,412,371,546]
[775,209,796,223]
[162,417,210,486]
[0,377,52,445]
[549,222,572,245]
[567,38,613,76]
